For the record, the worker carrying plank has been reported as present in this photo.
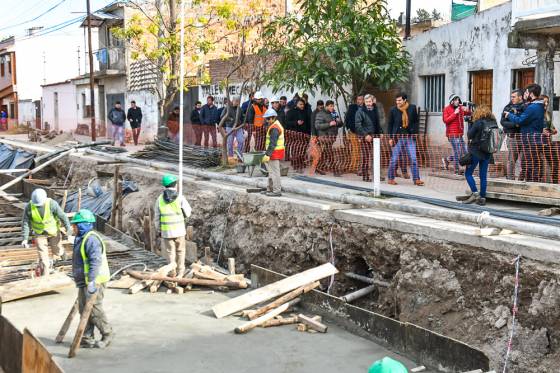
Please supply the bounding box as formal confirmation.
[154,174,192,278]
[70,209,113,349]
[21,188,72,276]
[261,108,285,197]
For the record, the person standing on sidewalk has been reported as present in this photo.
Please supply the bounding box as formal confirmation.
[443,94,470,175]
[70,209,113,349]
[200,96,220,148]
[21,188,71,276]
[127,100,143,146]
[221,97,244,159]
[345,94,365,174]
[190,101,202,145]
[500,90,524,180]
[387,93,424,186]
[261,108,285,197]
[355,94,383,182]
[154,174,192,277]
[108,101,126,147]
[314,100,343,176]
[166,107,180,143]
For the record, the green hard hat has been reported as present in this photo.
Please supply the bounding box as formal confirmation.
[162,174,178,187]
[368,357,408,373]
[71,209,96,224]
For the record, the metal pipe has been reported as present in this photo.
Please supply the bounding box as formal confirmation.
[345,272,390,287]
[82,149,560,241]
[341,285,376,303]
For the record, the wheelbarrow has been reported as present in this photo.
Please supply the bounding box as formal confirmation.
[241,151,266,177]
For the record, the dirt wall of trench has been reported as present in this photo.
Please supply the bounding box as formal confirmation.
[56,157,560,373]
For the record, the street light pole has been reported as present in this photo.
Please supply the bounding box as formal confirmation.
[86,0,96,141]
[405,0,411,39]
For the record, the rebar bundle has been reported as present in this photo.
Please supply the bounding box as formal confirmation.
[130,139,221,168]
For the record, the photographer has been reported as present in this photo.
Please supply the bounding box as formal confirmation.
[500,89,524,180]
[443,94,471,175]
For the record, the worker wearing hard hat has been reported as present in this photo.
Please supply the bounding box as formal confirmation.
[21,188,72,276]
[261,108,285,197]
[245,91,267,152]
[70,209,113,349]
[154,174,192,277]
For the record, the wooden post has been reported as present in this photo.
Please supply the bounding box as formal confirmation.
[55,298,79,343]
[228,258,235,275]
[143,215,152,252]
[234,298,301,334]
[110,166,120,226]
[117,178,123,231]
[77,188,82,211]
[68,293,98,358]
[186,225,193,241]
[297,314,327,333]
[61,190,68,211]
[204,247,212,266]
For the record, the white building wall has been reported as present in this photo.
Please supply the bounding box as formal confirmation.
[42,82,77,132]
[127,90,159,141]
[403,2,560,145]
[17,100,35,125]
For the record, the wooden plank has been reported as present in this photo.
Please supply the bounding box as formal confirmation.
[486,179,560,199]
[247,281,319,320]
[107,275,137,289]
[212,263,338,319]
[484,190,560,206]
[0,272,73,302]
[0,314,22,373]
[127,271,246,288]
[234,298,300,334]
[228,258,235,275]
[55,299,79,343]
[260,316,298,328]
[22,328,63,373]
[128,263,176,294]
[297,314,328,333]
[68,293,97,358]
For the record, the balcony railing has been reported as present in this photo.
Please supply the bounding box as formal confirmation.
[95,47,125,73]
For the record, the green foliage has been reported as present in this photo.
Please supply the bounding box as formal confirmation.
[260,0,409,108]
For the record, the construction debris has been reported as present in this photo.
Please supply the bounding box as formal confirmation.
[130,139,221,168]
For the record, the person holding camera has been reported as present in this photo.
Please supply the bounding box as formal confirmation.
[500,89,524,180]
[443,94,471,175]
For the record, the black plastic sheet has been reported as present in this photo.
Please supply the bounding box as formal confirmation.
[62,179,139,220]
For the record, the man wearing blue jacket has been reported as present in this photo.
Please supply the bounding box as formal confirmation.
[504,83,545,182]
[199,96,220,148]
[71,209,113,349]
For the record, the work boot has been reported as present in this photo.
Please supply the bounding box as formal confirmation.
[388,179,397,185]
[414,179,425,186]
[456,192,472,202]
[477,197,486,206]
[80,336,96,348]
[95,332,114,349]
[462,192,480,204]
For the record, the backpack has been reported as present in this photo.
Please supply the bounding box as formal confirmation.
[479,120,504,154]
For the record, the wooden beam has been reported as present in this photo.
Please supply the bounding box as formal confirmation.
[55,299,79,343]
[297,314,328,333]
[247,281,319,320]
[212,263,338,319]
[127,270,247,288]
[0,272,73,302]
[234,298,300,334]
[68,293,97,358]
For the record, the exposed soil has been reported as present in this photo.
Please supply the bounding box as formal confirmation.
[54,156,560,372]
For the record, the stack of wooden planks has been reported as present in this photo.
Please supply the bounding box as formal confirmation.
[109,260,249,295]
[211,263,338,334]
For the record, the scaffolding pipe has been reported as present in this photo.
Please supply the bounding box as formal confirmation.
[341,285,376,303]
[82,149,560,241]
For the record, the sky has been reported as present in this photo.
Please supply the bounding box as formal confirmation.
[0,0,111,40]
[387,0,453,21]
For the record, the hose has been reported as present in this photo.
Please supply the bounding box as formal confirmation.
[110,263,147,280]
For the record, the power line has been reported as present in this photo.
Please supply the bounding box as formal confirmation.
[0,0,69,32]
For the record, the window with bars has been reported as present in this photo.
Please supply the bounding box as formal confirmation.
[422,75,445,113]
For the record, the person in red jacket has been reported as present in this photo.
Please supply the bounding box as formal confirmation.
[443,94,471,174]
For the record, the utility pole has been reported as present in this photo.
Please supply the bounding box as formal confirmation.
[86,0,96,141]
[405,0,411,39]
[77,46,81,75]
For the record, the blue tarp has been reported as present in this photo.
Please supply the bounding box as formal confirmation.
[0,144,35,170]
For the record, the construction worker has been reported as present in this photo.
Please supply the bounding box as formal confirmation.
[261,108,285,197]
[21,188,71,276]
[70,209,113,349]
[154,174,192,277]
[245,91,267,151]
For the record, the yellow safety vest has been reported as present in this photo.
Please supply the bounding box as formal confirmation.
[30,199,58,236]
[265,120,285,160]
[158,195,184,233]
[80,231,111,284]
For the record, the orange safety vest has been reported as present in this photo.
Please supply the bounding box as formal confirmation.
[253,104,265,128]
[265,120,285,160]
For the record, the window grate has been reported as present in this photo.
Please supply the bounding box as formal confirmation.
[422,75,445,113]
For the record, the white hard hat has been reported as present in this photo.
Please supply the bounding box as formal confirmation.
[31,189,48,206]
[270,97,280,103]
[263,108,278,118]
[254,91,264,100]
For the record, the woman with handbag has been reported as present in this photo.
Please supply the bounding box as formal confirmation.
[456,105,495,205]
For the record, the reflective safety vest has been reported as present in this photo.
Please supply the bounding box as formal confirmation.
[253,104,265,128]
[265,120,285,160]
[30,199,58,236]
[80,231,111,284]
[158,195,186,237]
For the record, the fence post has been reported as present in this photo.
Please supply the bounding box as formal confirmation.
[373,137,381,197]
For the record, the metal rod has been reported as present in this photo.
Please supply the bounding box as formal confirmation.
[178,0,185,196]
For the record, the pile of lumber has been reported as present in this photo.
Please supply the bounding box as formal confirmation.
[109,260,248,295]
[211,263,338,334]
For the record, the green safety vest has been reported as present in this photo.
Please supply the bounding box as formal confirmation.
[80,231,111,284]
[158,195,184,232]
[30,199,58,236]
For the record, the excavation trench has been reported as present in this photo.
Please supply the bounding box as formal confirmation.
[34,155,560,373]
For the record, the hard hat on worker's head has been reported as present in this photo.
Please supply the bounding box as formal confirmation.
[449,93,461,103]
[263,108,278,119]
[31,188,48,206]
[368,357,408,373]
[270,97,280,103]
[71,209,96,224]
[254,91,264,100]
[162,174,178,187]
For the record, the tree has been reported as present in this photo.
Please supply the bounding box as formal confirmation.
[431,9,442,21]
[412,8,431,23]
[259,0,409,111]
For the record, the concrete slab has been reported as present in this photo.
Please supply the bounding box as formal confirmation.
[335,208,560,263]
[2,287,430,373]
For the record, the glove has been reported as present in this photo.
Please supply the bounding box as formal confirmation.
[21,240,29,248]
[87,282,97,295]
[262,155,270,163]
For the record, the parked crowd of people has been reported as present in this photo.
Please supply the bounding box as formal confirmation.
[161,82,557,201]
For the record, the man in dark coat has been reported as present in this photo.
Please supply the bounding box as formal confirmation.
[127,100,143,145]
[355,94,383,182]
[500,89,524,180]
